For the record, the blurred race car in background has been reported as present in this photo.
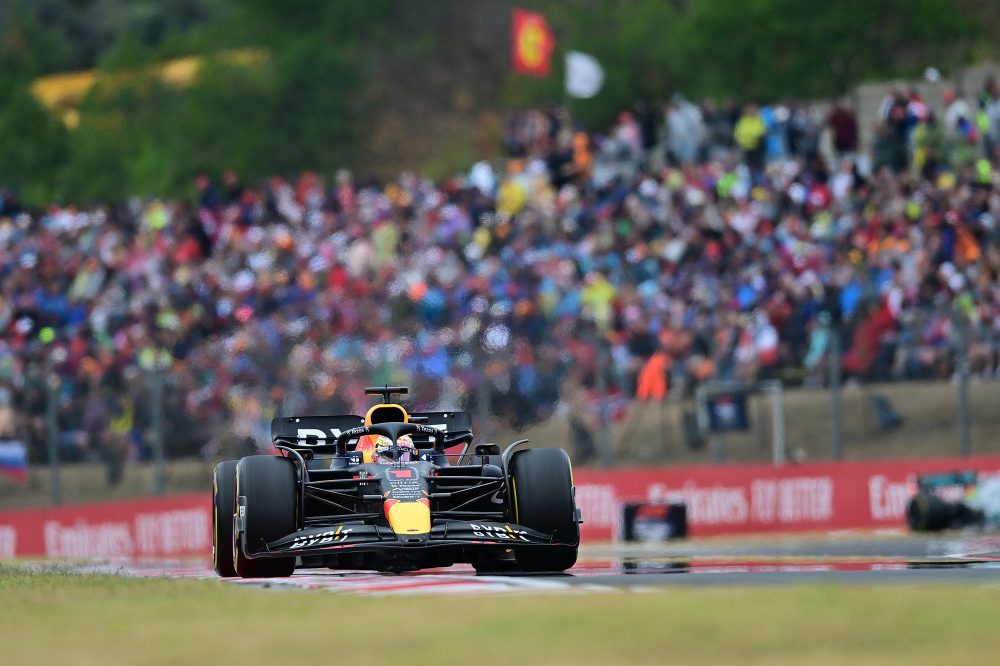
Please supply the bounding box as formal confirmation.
[620,502,688,542]
[213,386,581,577]
[906,470,1000,531]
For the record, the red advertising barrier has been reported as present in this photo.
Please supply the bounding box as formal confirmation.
[575,455,1000,540]
[3,455,1000,558]
[0,493,211,559]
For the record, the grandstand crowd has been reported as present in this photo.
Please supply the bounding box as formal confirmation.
[3,79,1000,473]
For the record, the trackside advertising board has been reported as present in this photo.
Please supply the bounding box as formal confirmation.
[574,455,1000,540]
[3,455,1000,557]
[0,494,211,559]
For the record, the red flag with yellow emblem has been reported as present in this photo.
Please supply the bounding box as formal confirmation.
[512,8,554,77]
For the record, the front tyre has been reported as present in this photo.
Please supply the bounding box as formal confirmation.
[234,455,297,578]
[212,460,239,577]
[509,448,579,572]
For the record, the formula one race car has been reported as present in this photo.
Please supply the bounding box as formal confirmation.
[905,471,1000,531]
[213,386,581,577]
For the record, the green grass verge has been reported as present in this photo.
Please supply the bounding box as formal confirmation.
[2,565,998,665]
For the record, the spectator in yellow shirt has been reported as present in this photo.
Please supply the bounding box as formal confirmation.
[734,103,766,173]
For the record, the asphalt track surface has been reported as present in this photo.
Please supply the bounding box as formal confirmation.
[70,531,1000,595]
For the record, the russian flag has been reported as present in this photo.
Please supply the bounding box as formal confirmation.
[0,441,28,482]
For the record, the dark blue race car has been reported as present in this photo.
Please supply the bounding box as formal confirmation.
[212,386,582,577]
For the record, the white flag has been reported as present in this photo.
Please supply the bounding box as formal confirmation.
[565,51,604,99]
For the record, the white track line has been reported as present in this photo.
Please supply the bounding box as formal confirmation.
[65,559,610,596]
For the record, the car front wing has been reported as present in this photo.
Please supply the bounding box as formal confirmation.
[243,521,568,559]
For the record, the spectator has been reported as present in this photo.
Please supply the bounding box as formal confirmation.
[634,100,660,162]
[613,110,643,163]
[942,87,978,167]
[665,94,706,166]
[981,77,1000,159]
[734,103,766,174]
[879,87,911,172]
[911,112,945,178]
[2,87,1000,475]
[701,97,737,160]
[826,99,859,158]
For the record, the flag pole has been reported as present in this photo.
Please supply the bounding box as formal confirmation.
[561,50,573,117]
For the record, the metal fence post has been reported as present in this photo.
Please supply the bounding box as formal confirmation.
[593,332,613,469]
[45,373,61,506]
[828,318,844,460]
[712,431,726,464]
[954,308,972,456]
[767,381,786,465]
[149,369,165,495]
[474,341,493,443]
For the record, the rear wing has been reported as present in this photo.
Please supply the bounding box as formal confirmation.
[269,411,472,453]
[915,470,978,491]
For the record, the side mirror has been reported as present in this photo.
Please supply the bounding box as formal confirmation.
[475,444,500,456]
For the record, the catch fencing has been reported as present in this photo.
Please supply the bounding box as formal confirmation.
[4,454,1000,558]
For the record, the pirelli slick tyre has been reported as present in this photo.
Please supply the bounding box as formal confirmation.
[212,460,239,577]
[509,448,579,572]
[906,492,953,532]
[234,455,296,578]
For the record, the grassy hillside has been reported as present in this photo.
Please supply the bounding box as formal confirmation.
[513,380,1000,466]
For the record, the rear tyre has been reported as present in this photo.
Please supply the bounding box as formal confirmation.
[234,455,297,578]
[509,448,579,572]
[212,460,239,577]
[906,492,953,531]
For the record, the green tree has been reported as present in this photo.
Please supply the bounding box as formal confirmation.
[6,0,1000,202]
[513,0,985,131]
[60,79,163,203]
[0,8,71,204]
[57,0,394,200]
[0,77,69,204]
[673,0,976,101]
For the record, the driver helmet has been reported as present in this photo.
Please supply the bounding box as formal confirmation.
[373,434,416,463]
